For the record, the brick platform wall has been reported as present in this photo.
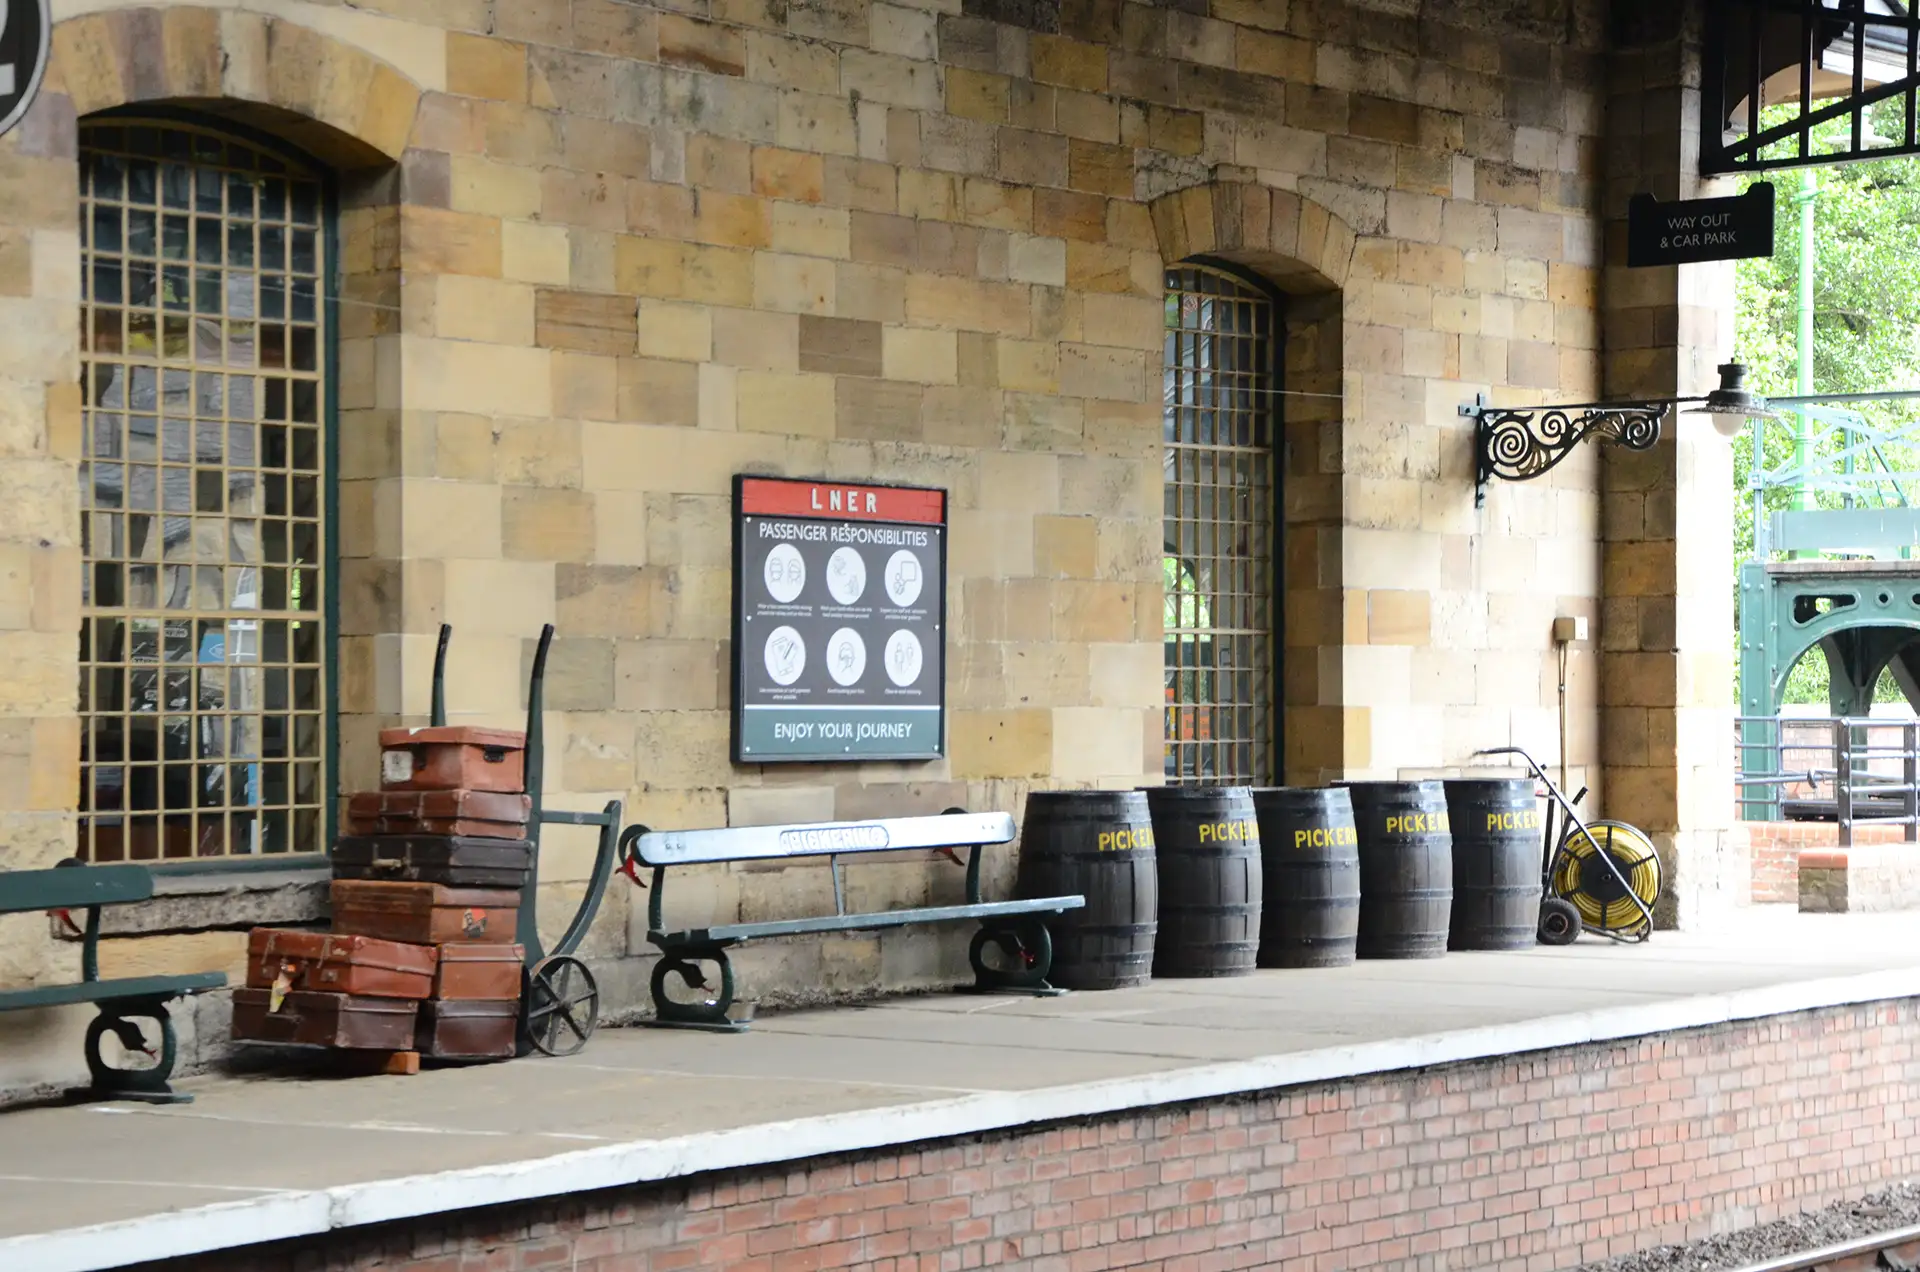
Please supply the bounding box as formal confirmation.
[128,998,1920,1272]
[1745,821,1916,905]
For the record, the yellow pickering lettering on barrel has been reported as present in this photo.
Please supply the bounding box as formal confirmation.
[1197,819,1257,843]
[1484,811,1541,831]
[1382,812,1451,834]
[1292,825,1359,849]
[1095,827,1154,852]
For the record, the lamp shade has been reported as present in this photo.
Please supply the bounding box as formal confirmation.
[1684,362,1780,436]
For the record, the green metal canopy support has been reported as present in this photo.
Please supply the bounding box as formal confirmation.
[1738,561,1920,818]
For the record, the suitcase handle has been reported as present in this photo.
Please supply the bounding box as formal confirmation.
[370,858,403,873]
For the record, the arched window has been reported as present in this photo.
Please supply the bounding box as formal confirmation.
[77,119,332,860]
[1163,265,1276,785]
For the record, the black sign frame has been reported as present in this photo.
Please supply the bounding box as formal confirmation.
[729,474,949,766]
[0,0,50,140]
[1626,182,1776,268]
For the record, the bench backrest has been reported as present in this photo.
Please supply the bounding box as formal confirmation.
[0,864,154,916]
[632,812,1015,868]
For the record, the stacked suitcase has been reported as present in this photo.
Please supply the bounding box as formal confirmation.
[232,727,533,1063]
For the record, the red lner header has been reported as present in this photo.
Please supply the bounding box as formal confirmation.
[739,477,945,525]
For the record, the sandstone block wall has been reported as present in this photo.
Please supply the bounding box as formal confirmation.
[1598,7,1742,928]
[1,0,1641,1084]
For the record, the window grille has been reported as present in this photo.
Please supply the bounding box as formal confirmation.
[77,120,330,860]
[1163,265,1276,785]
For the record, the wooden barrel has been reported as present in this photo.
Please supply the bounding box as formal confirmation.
[1141,786,1262,978]
[1251,786,1360,968]
[1015,790,1157,990]
[1343,781,1452,959]
[1443,779,1545,950]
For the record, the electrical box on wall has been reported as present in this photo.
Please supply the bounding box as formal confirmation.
[1551,616,1589,645]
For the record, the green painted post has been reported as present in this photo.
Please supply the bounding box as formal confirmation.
[1738,562,1779,820]
[1791,170,1820,554]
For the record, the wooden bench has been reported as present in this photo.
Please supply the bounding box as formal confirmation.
[0,861,228,1102]
[618,810,1083,1030]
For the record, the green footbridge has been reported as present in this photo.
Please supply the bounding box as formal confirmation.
[1738,398,1920,820]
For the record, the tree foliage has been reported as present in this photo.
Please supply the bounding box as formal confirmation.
[1732,101,1920,705]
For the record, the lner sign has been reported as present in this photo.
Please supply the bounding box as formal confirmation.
[730,475,948,764]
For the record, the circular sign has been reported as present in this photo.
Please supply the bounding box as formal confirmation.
[826,546,866,605]
[884,549,923,607]
[763,543,805,603]
[826,627,866,686]
[763,625,805,686]
[0,0,51,140]
[884,629,923,687]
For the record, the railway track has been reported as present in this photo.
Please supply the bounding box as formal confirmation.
[1717,1221,1920,1272]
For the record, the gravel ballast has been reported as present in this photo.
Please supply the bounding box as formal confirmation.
[1578,1181,1920,1271]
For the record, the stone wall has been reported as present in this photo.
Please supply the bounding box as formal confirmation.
[121,997,1920,1272]
[4,0,1636,1086]
[1597,2,1742,929]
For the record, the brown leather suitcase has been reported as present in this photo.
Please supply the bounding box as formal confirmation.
[433,943,525,1001]
[416,999,519,1060]
[330,880,521,945]
[344,790,532,840]
[245,928,437,999]
[332,836,533,888]
[379,726,526,794]
[231,988,419,1050]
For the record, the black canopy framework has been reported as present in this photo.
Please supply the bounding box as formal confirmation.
[1705,0,1920,172]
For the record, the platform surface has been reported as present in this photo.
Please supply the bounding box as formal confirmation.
[5,907,1920,1272]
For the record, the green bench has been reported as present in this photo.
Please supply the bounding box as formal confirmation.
[0,862,228,1103]
[618,810,1084,1030]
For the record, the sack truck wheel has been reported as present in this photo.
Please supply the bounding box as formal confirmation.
[523,955,600,1057]
[1538,897,1582,946]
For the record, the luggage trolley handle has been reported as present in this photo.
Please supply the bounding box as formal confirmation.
[1472,746,1570,887]
[1472,747,1590,817]
[430,623,452,728]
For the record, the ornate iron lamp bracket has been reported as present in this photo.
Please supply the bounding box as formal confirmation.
[1461,395,1667,507]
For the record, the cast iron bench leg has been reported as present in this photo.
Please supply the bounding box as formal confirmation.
[83,995,193,1105]
[648,943,747,1033]
[967,917,1066,997]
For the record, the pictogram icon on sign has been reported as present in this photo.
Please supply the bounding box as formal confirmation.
[0,0,51,140]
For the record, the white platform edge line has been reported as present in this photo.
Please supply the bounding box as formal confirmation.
[8,965,1920,1272]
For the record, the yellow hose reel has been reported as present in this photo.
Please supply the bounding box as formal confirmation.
[1550,819,1662,938]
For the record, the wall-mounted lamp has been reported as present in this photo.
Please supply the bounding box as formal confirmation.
[1461,363,1782,506]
